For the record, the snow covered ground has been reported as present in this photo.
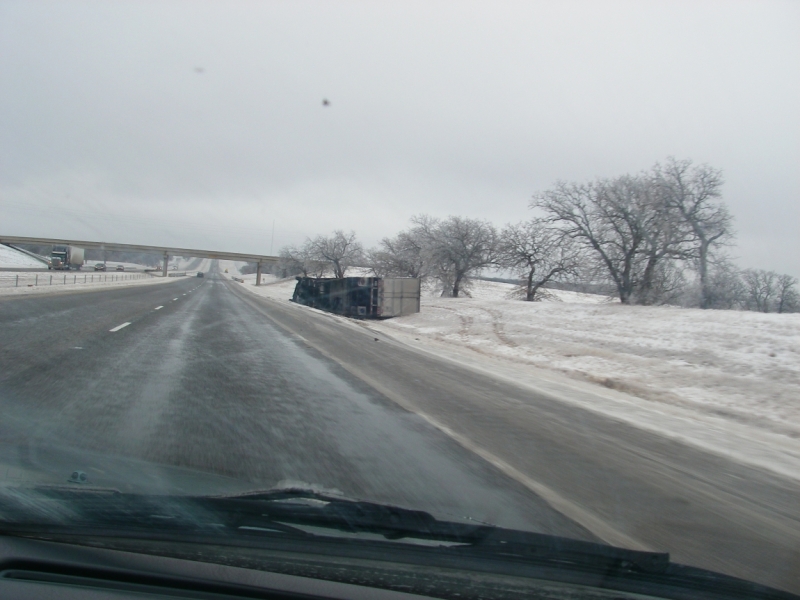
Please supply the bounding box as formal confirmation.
[385,280,800,437]
[216,259,252,276]
[224,269,800,479]
[93,260,156,270]
[0,244,48,268]
[170,257,212,271]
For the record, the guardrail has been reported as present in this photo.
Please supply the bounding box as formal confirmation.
[0,272,152,288]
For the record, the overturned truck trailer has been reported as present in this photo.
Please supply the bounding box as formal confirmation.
[292,276,420,318]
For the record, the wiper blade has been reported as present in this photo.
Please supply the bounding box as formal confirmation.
[0,486,668,574]
[195,488,669,574]
[202,488,444,538]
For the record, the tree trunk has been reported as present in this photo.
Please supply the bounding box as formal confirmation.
[698,241,710,309]
[525,270,535,301]
[639,254,659,306]
[452,275,461,298]
[620,261,633,304]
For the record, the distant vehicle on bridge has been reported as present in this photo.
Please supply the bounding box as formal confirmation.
[49,245,84,270]
[94,263,106,272]
[196,272,204,278]
[115,264,125,271]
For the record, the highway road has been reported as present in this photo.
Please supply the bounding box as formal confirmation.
[0,267,798,593]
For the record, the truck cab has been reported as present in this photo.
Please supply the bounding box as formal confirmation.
[50,245,85,270]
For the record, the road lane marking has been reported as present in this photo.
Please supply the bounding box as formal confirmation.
[173,298,178,301]
[155,306,163,310]
[109,322,131,332]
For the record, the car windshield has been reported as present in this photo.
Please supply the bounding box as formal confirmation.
[0,1,798,598]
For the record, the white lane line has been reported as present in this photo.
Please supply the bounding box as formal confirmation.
[173,298,178,301]
[109,322,131,332]
[155,306,163,310]
[182,293,186,296]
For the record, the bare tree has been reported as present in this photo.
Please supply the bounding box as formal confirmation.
[775,274,799,314]
[496,219,580,301]
[368,230,427,280]
[532,176,679,304]
[691,257,744,310]
[411,215,497,297]
[278,244,327,278]
[533,179,634,303]
[532,161,728,306]
[278,245,305,277]
[655,158,732,309]
[307,230,363,278]
[636,177,697,304]
[742,269,777,313]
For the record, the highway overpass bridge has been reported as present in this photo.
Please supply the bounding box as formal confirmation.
[0,235,279,284]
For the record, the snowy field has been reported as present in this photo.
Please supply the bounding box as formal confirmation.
[384,280,800,437]
[0,244,48,268]
[222,263,800,479]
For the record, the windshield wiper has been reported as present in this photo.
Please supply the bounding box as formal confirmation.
[194,488,670,573]
[4,486,797,599]
[0,486,667,574]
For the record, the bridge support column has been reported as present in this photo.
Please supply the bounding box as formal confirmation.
[256,262,263,286]
[162,252,169,277]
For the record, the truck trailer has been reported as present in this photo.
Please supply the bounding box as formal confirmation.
[49,245,85,270]
[292,276,420,318]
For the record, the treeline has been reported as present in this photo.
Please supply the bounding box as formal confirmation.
[278,157,797,313]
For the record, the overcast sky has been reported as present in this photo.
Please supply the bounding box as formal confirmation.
[1,0,798,275]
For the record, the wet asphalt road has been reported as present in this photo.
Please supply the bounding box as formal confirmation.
[0,272,589,539]
[1,269,799,593]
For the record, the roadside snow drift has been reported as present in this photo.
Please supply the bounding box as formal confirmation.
[377,280,800,439]
[0,245,47,268]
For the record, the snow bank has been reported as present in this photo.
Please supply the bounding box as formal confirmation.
[374,279,800,437]
[0,245,47,268]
